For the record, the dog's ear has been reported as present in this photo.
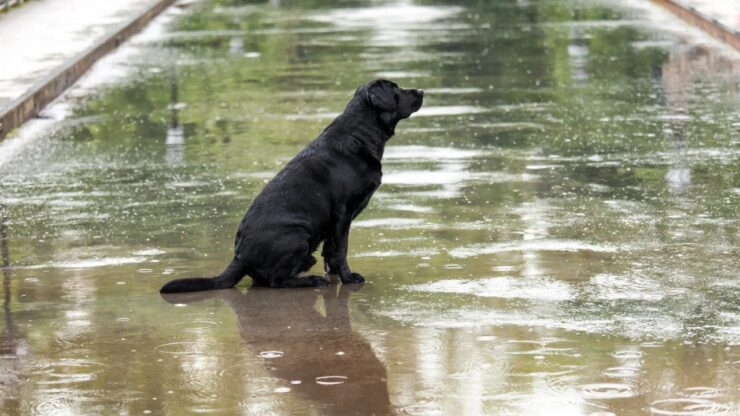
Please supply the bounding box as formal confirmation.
[366,80,398,113]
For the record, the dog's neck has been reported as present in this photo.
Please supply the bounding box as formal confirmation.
[324,103,393,164]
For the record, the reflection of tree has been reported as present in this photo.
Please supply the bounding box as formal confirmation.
[0,206,22,414]
[166,65,186,165]
[1,205,15,349]
[163,286,392,415]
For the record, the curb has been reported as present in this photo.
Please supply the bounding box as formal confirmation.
[651,0,740,51]
[0,0,177,141]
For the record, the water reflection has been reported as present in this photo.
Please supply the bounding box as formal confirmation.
[657,44,737,196]
[0,206,23,413]
[1,206,15,347]
[309,1,464,49]
[165,66,185,166]
[162,287,392,415]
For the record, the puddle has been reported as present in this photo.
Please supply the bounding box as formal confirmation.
[0,0,738,414]
[17,257,147,269]
[449,239,620,258]
[408,277,575,301]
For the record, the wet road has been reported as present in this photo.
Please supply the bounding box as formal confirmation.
[0,0,738,414]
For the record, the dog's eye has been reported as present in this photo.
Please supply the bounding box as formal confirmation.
[394,92,399,102]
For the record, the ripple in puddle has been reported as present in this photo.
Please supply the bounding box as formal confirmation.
[506,338,577,357]
[512,367,577,380]
[258,351,284,359]
[154,341,221,355]
[476,335,496,342]
[175,319,222,332]
[33,359,105,385]
[545,373,580,393]
[650,398,735,415]
[315,375,348,385]
[580,383,637,399]
[33,395,76,415]
[682,387,723,399]
[401,403,444,415]
[603,366,640,378]
[612,350,644,360]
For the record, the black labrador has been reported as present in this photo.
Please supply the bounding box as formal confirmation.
[160,80,423,293]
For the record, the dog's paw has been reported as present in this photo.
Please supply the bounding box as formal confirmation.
[342,272,365,284]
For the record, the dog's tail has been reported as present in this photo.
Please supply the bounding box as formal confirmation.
[160,257,246,293]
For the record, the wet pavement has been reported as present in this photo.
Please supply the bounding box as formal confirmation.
[0,0,739,415]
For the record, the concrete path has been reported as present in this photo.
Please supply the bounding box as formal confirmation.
[0,0,155,107]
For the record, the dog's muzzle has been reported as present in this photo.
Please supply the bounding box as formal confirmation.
[412,89,424,111]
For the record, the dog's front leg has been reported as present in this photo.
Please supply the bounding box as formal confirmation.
[322,216,364,284]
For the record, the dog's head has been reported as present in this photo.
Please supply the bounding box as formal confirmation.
[357,80,423,131]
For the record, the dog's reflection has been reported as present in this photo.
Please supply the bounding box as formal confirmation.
[163,286,392,415]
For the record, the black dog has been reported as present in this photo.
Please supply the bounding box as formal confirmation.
[160,80,423,293]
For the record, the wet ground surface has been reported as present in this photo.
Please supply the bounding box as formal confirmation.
[0,0,154,107]
[1,0,739,414]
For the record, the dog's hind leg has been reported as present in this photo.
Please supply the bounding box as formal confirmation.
[265,243,328,288]
[299,254,317,272]
[271,275,329,288]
